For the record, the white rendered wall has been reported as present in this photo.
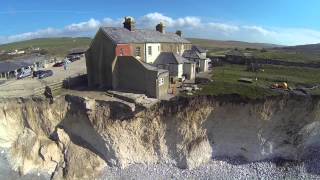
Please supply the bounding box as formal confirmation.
[145,43,161,64]
[168,64,183,78]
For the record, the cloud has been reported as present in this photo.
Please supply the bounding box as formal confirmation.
[65,18,101,32]
[242,26,272,36]
[0,12,320,45]
[208,23,239,34]
[4,28,61,43]
[139,12,174,27]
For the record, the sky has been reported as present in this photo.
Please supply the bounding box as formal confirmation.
[0,0,320,45]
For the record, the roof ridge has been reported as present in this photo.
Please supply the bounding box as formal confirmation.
[101,27,190,44]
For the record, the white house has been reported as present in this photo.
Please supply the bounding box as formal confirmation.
[154,52,195,80]
[145,43,161,63]
[183,45,210,72]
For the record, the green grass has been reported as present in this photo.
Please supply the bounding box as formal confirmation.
[187,38,279,50]
[197,64,320,99]
[0,37,91,58]
[252,50,320,63]
[198,81,278,99]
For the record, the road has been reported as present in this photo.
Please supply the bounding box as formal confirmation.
[0,59,86,98]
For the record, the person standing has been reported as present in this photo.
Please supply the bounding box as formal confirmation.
[63,58,70,71]
[44,86,53,104]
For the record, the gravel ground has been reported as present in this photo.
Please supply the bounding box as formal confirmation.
[101,158,320,180]
[1,147,320,180]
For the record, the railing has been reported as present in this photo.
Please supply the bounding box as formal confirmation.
[0,73,87,99]
[33,81,64,96]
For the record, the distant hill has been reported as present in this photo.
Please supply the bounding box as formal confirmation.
[0,37,281,56]
[2,37,318,63]
[187,38,282,50]
[275,43,320,54]
[0,37,92,57]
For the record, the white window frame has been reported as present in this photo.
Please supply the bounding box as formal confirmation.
[159,78,164,86]
[135,47,141,57]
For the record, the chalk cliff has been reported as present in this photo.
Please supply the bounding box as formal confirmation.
[0,94,319,179]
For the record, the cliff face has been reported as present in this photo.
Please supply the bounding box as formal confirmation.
[0,95,319,179]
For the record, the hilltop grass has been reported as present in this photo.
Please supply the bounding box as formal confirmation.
[252,50,320,63]
[197,64,320,99]
[0,37,91,57]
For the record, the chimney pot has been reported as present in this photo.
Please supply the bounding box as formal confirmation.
[176,30,182,37]
[156,22,166,34]
[123,17,135,31]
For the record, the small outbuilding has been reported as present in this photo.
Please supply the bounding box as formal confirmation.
[113,56,169,99]
[154,52,195,80]
[183,45,210,72]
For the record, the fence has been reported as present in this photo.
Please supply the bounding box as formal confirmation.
[32,74,87,97]
[33,81,64,96]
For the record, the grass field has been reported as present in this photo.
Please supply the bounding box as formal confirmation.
[0,37,276,57]
[252,50,320,63]
[197,64,320,99]
[188,38,280,50]
[0,37,92,57]
[2,37,318,63]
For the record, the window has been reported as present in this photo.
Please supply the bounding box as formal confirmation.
[119,48,124,56]
[159,78,164,86]
[148,46,152,55]
[135,47,141,57]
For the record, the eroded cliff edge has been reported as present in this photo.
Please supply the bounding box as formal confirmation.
[0,94,319,179]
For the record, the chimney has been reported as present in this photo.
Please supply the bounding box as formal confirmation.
[123,17,135,31]
[156,22,165,34]
[176,30,182,37]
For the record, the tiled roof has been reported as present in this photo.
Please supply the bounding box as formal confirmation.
[154,52,192,65]
[0,55,45,73]
[0,62,21,73]
[102,27,190,44]
[183,49,206,60]
[192,45,207,53]
[140,61,168,74]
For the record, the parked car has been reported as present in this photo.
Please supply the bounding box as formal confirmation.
[53,62,64,67]
[33,70,42,77]
[37,70,53,79]
[17,69,32,79]
[67,55,81,62]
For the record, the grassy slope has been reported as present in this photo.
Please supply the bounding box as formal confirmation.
[187,38,280,50]
[0,37,280,59]
[198,64,320,99]
[189,38,320,63]
[252,50,320,63]
[0,37,92,57]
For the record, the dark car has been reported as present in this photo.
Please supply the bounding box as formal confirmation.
[37,70,53,79]
[33,70,43,77]
[53,62,64,67]
[67,55,81,62]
